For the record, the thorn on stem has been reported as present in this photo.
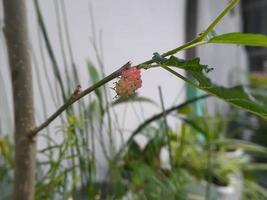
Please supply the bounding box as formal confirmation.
[71,84,82,99]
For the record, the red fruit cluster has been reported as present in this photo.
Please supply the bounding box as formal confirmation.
[115,67,142,97]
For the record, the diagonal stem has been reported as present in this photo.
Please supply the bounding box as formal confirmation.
[28,62,131,139]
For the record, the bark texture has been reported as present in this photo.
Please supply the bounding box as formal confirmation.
[3,0,36,199]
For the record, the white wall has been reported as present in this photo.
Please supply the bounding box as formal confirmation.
[0,0,248,180]
[1,0,186,179]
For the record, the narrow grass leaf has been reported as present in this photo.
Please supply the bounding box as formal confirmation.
[208,32,267,47]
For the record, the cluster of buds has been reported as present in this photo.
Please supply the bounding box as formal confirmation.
[115,66,142,97]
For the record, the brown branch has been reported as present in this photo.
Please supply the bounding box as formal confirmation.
[28,61,132,139]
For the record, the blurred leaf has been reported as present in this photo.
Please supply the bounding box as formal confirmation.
[250,73,267,88]
[162,56,267,120]
[244,163,267,171]
[0,137,9,161]
[87,100,97,118]
[252,93,267,105]
[163,56,213,73]
[140,126,159,140]
[112,94,157,107]
[0,137,13,166]
[87,61,100,83]
[177,105,193,115]
[214,139,267,154]
[87,62,103,103]
[249,73,267,105]
[243,180,267,199]
[208,32,267,47]
[34,0,67,100]
[128,140,142,155]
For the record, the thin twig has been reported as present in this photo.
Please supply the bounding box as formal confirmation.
[29,34,206,139]
[28,62,132,139]
[158,86,173,166]
[28,10,220,140]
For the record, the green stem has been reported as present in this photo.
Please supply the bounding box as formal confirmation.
[28,62,131,138]
[140,38,203,66]
[158,86,173,167]
[200,0,240,40]
[205,141,213,200]
[161,38,203,57]
[163,67,197,87]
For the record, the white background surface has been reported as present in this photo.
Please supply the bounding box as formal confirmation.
[0,0,247,179]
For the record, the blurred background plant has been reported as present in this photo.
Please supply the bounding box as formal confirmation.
[1,0,267,200]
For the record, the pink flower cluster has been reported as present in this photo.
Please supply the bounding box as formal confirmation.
[115,67,142,97]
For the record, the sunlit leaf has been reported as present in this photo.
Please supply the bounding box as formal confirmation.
[208,32,267,47]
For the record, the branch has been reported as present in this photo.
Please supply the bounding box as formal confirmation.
[28,0,238,140]
[28,34,205,139]
[28,62,131,139]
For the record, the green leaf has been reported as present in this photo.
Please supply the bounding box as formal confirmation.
[87,62,103,102]
[177,105,193,115]
[87,61,100,84]
[162,56,267,120]
[214,139,267,154]
[164,56,213,74]
[112,94,157,107]
[208,32,267,47]
[244,163,267,171]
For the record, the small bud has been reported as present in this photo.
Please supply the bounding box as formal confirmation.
[72,84,82,97]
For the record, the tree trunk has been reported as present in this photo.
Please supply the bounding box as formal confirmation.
[3,1,36,200]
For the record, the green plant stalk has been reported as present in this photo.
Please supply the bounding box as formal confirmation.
[176,123,186,166]
[205,141,213,200]
[31,45,53,159]
[244,164,267,171]
[140,0,239,67]
[60,0,79,84]
[52,2,82,187]
[141,38,203,66]
[94,45,115,158]
[34,0,67,101]
[37,27,59,108]
[29,62,131,138]
[36,138,69,199]
[200,0,240,40]
[158,86,173,166]
[53,0,71,93]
